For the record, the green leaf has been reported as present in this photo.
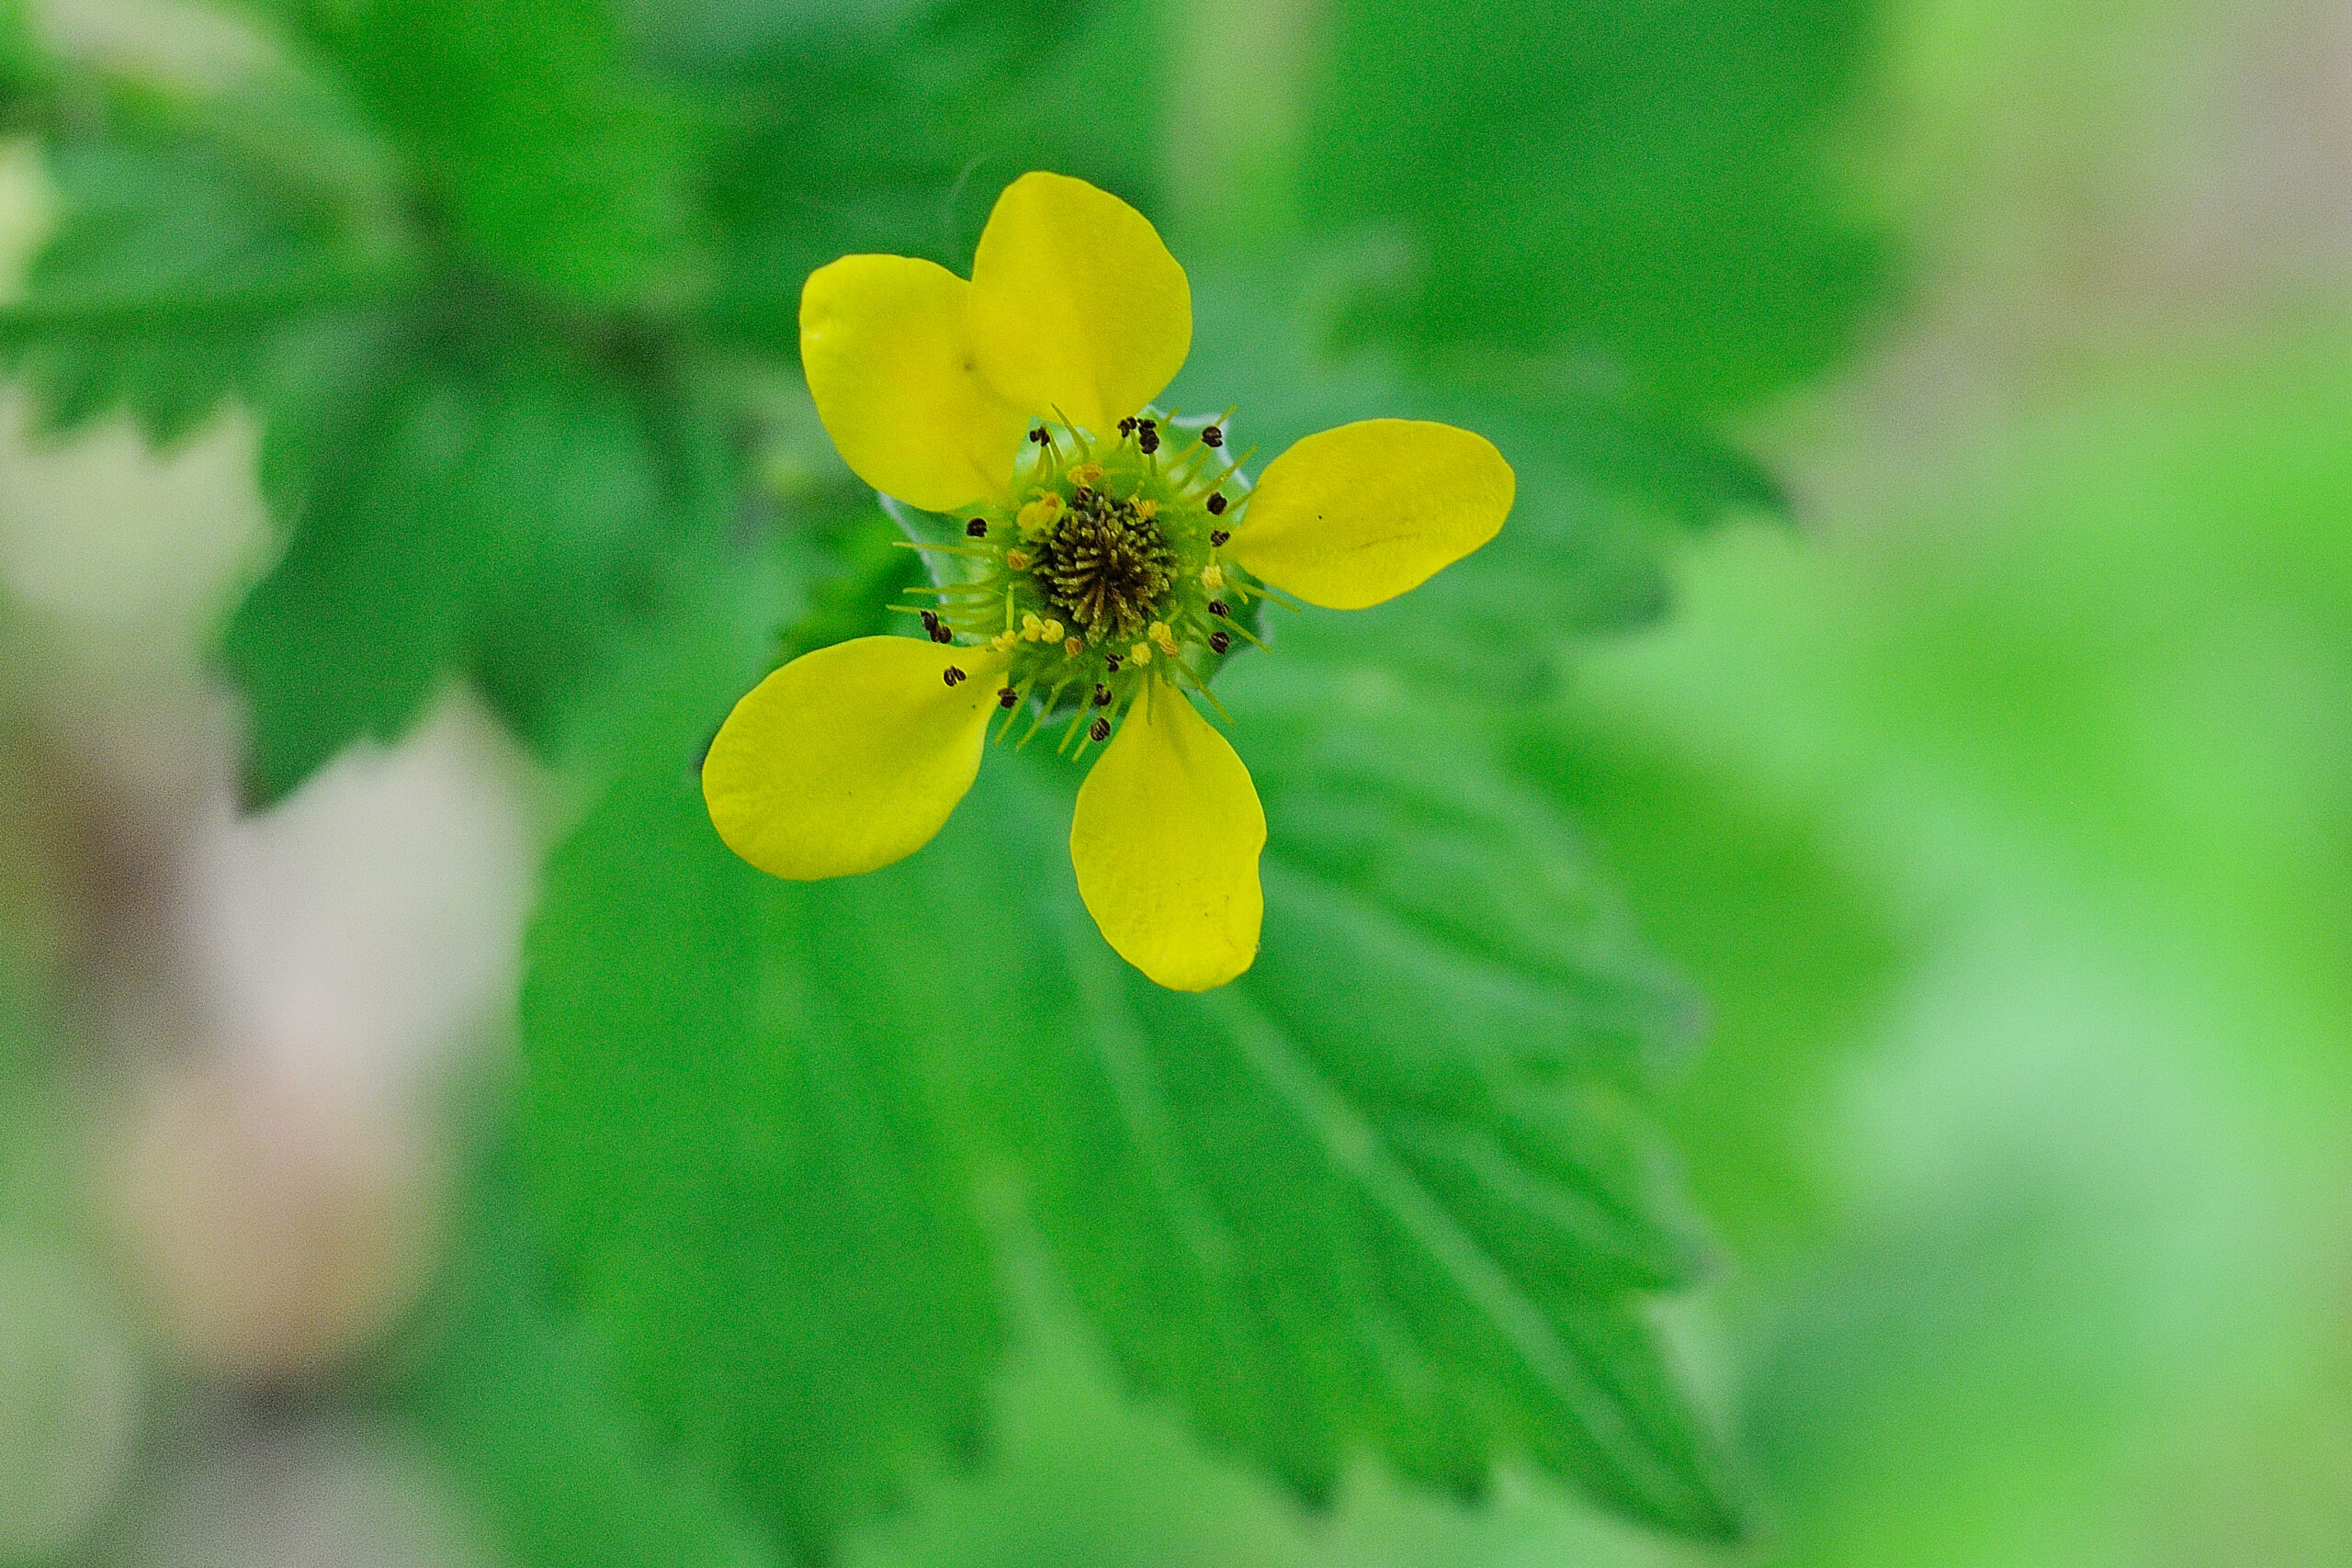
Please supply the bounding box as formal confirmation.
[390,1169,783,1568]
[689,0,1160,355]
[518,613,1745,1553]
[0,91,407,444]
[0,0,42,118]
[1300,0,1891,412]
[274,0,697,305]
[222,345,715,805]
[517,561,1003,1562]
[1175,262,1787,698]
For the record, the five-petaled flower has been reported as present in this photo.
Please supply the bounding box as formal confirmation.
[704,172,1514,991]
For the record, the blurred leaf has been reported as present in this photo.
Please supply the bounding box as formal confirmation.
[1301,0,1891,412]
[0,0,40,118]
[273,0,698,305]
[0,88,408,444]
[393,1171,783,1568]
[687,0,1161,355]
[518,605,1743,1552]
[225,343,718,805]
[1177,262,1787,699]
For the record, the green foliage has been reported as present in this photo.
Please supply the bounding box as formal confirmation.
[1304,0,1890,412]
[518,572,1746,1549]
[0,0,1899,1558]
[271,0,699,306]
[0,0,40,119]
[392,1172,784,1568]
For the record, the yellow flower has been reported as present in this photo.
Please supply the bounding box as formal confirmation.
[704,172,1514,991]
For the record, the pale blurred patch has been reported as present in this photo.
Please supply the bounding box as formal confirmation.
[0,136,50,302]
[74,688,541,1382]
[30,0,273,92]
[112,1416,495,1568]
[184,689,542,1102]
[0,1235,141,1560]
[0,393,271,675]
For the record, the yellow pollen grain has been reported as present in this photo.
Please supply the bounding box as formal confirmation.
[1129,643,1152,666]
[990,631,1016,652]
[1150,622,1178,656]
[1017,497,1062,536]
[1021,613,1045,640]
[1070,462,1103,486]
[1043,619,1064,641]
[1136,498,1159,519]
[1201,564,1225,591]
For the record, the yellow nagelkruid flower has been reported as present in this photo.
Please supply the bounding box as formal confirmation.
[704,172,1515,992]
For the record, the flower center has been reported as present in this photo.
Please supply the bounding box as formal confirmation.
[900,412,1272,759]
[1031,488,1177,644]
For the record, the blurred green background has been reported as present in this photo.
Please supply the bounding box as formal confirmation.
[3,0,2350,1564]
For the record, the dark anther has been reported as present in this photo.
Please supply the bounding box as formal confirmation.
[1029,426,1050,445]
[1137,423,1160,455]
[1208,600,1229,618]
[1209,527,1229,546]
[1206,494,1228,516]
[998,686,1018,708]
[1089,716,1111,743]
[966,517,988,537]
[1209,629,1231,655]
[1091,683,1112,707]
[1118,417,1136,436]
[920,610,940,632]
[1203,424,1224,448]
[929,623,954,644]
[1104,654,1122,672]
[943,666,966,686]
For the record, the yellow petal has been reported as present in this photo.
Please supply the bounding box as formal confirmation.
[704,637,1007,880]
[967,172,1191,436]
[1225,420,1515,610]
[1070,680,1264,991]
[800,254,1029,512]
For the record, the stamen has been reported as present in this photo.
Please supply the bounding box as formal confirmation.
[1208,600,1228,617]
[1209,629,1231,655]
[998,686,1018,708]
[1129,643,1151,666]
[1207,611,1269,652]
[930,623,955,644]
[1210,524,1229,542]
[1202,565,1225,591]
[1090,716,1111,743]
[943,666,966,686]
[1203,424,1224,448]
[1064,637,1084,657]
[996,677,1038,740]
[1105,654,1122,672]
[1207,496,1227,516]
[1017,679,1069,748]
[966,517,988,537]
[1091,683,1112,707]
